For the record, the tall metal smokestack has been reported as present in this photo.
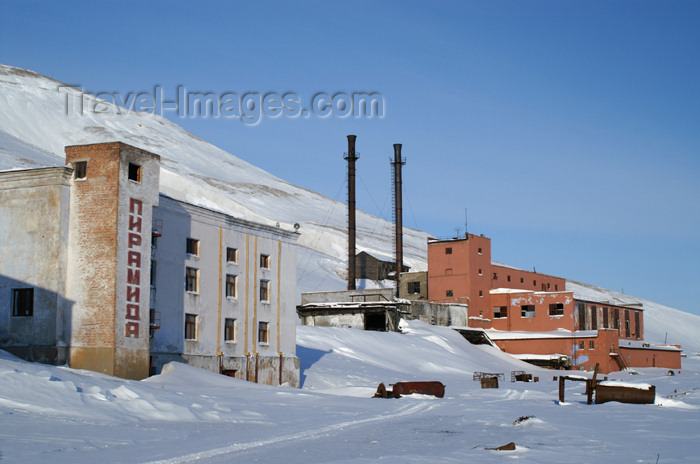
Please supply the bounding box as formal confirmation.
[345,135,359,290]
[392,144,405,298]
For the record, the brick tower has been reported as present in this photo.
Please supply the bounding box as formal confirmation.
[65,142,160,379]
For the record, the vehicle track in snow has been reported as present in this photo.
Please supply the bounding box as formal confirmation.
[143,400,437,464]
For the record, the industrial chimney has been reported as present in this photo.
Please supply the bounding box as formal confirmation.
[345,135,359,290]
[392,144,405,298]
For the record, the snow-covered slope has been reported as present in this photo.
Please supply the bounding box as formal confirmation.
[1,63,699,351]
[0,64,429,288]
[1,321,699,463]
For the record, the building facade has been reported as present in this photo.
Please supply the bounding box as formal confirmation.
[0,142,300,385]
[426,234,681,373]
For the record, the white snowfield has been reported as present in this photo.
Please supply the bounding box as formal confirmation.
[1,320,699,463]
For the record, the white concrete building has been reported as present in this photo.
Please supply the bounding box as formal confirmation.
[0,142,300,386]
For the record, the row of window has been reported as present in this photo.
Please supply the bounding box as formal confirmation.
[185,238,270,269]
[185,267,271,301]
[73,161,143,182]
[492,303,565,319]
[184,314,269,344]
[444,247,483,255]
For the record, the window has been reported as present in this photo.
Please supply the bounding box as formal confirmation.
[521,305,535,318]
[186,238,200,256]
[185,313,198,340]
[507,275,511,282]
[578,302,587,330]
[634,311,640,339]
[533,280,537,287]
[493,306,507,318]
[446,290,453,297]
[185,267,199,293]
[226,247,238,263]
[541,283,547,291]
[493,272,498,280]
[613,308,620,330]
[602,307,609,328]
[589,341,595,350]
[259,279,270,302]
[150,260,157,287]
[478,247,482,254]
[579,341,585,350]
[260,254,270,269]
[407,281,421,294]
[549,303,564,316]
[74,161,87,179]
[12,288,33,317]
[258,321,269,344]
[555,284,558,291]
[128,162,142,182]
[445,247,452,254]
[591,305,598,329]
[226,274,237,298]
[478,269,483,276]
[625,310,631,338]
[479,290,483,297]
[520,278,524,284]
[225,318,237,342]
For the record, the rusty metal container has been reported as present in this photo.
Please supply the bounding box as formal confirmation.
[480,376,499,389]
[391,381,445,398]
[595,383,656,404]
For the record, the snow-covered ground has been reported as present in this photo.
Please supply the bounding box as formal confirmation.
[1,320,698,463]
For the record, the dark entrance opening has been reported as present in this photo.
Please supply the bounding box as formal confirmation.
[364,312,386,331]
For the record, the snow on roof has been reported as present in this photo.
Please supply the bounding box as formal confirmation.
[486,329,598,340]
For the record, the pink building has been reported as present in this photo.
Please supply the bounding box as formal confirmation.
[426,234,681,374]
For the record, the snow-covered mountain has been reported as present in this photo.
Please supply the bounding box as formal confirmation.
[1,63,698,352]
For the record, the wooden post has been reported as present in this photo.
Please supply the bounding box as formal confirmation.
[587,363,600,405]
[559,376,565,403]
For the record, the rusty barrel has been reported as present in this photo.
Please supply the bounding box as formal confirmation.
[391,381,445,398]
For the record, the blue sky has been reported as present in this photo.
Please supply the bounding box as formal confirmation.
[1,1,699,316]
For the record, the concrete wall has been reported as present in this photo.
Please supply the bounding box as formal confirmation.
[150,195,299,387]
[301,288,395,304]
[0,167,72,364]
[408,301,468,327]
[399,271,427,300]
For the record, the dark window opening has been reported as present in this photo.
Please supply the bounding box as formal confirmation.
[128,162,142,182]
[185,267,198,293]
[446,290,453,297]
[258,321,269,343]
[226,247,238,263]
[185,313,197,340]
[74,161,87,179]
[521,305,535,318]
[493,306,507,318]
[549,303,564,316]
[225,318,236,342]
[150,260,157,286]
[186,238,199,256]
[259,279,270,301]
[226,274,237,298]
[445,247,452,254]
[12,288,34,317]
[407,281,421,294]
[260,254,270,269]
